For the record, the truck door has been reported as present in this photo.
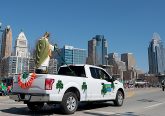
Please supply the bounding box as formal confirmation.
[88,67,116,100]
[98,69,116,100]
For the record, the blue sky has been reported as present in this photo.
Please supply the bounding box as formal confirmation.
[1,0,165,72]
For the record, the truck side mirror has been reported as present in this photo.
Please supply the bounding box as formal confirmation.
[111,75,116,82]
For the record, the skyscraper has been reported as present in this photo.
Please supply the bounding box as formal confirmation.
[121,53,136,70]
[55,45,87,66]
[108,53,126,80]
[1,56,29,77]
[48,59,58,74]
[108,53,120,61]
[87,35,108,65]
[14,31,29,58]
[1,25,12,59]
[148,33,165,74]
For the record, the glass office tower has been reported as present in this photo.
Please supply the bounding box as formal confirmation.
[55,45,87,66]
[87,35,108,65]
[148,33,165,74]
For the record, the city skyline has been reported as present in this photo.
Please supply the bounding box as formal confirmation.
[1,1,165,72]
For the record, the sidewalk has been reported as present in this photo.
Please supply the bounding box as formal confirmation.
[0,95,9,100]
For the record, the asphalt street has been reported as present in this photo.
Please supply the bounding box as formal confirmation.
[0,88,165,116]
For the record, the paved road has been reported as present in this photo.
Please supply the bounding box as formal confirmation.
[0,88,165,116]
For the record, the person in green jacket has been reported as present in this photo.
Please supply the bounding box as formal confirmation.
[0,83,7,96]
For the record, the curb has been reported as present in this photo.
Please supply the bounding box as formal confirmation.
[0,96,9,99]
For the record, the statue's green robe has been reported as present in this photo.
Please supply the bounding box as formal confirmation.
[35,38,49,68]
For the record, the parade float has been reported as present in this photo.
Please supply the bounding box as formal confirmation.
[10,32,125,114]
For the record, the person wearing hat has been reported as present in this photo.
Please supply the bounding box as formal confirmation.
[35,32,55,74]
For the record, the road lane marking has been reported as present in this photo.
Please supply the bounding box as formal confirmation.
[144,102,165,109]
[126,91,135,98]
[84,110,117,115]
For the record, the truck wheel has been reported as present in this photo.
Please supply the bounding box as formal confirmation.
[113,90,124,106]
[61,92,78,114]
[27,102,44,111]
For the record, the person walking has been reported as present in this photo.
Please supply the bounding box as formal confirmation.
[161,80,165,91]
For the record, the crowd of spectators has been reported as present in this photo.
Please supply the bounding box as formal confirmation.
[0,82,12,96]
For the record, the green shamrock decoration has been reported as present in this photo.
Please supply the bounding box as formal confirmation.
[56,80,63,93]
[82,82,87,92]
[101,84,107,96]
[22,72,29,79]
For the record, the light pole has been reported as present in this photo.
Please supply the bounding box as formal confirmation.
[0,22,1,28]
[0,21,2,80]
[118,66,123,83]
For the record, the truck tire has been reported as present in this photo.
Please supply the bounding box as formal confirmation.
[61,92,78,114]
[27,102,44,111]
[113,90,124,106]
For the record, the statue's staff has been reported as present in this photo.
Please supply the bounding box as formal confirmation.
[54,44,75,75]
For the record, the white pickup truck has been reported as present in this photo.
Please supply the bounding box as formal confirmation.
[10,64,125,114]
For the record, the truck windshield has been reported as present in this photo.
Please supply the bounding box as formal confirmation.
[58,66,86,77]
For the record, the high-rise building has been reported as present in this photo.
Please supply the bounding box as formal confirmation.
[121,53,136,70]
[121,53,136,82]
[0,56,29,78]
[87,35,108,65]
[108,53,120,61]
[29,58,35,73]
[48,59,58,74]
[1,25,12,59]
[73,48,87,64]
[148,33,165,74]
[108,53,126,81]
[55,45,87,66]
[87,38,96,65]
[27,58,58,74]
[14,31,29,58]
